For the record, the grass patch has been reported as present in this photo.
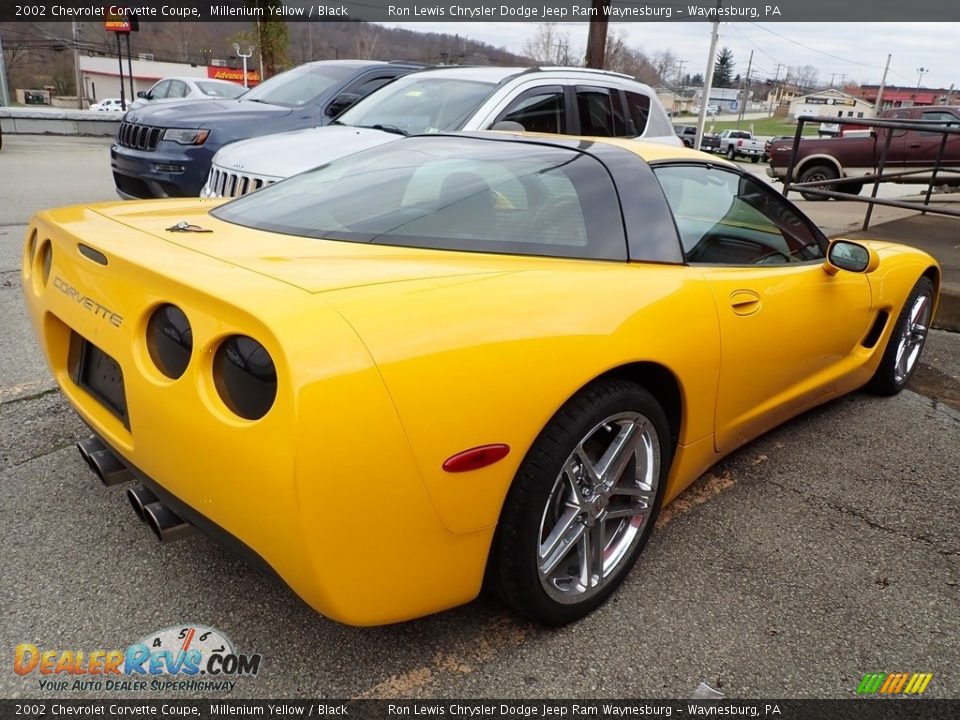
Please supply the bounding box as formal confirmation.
[674,115,820,137]
[703,116,820,138]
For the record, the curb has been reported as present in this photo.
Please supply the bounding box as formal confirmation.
[935,288,960,333]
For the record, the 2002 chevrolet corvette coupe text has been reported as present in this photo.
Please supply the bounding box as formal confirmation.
[22,133,939,626]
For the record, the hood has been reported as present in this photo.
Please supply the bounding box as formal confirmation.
[127,98,292,128]
[211,125,400,179]
[88,199,539,294]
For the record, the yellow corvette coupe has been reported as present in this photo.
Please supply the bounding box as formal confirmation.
[22,133,938,626]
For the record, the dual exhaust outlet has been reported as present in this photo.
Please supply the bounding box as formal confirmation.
[76,437,195,544]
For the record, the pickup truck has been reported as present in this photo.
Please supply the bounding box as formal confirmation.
[767,106,960,200]
[713,130,767,162]
[700,133,721,153]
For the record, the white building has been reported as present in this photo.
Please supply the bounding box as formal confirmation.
[788,89,876,121]
[78,55,256,105]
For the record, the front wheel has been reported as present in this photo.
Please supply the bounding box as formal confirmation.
[726,147,736,161]
[488,379,671,625]
[867,276,934,396]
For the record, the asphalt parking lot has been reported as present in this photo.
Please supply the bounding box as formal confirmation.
[0,135,958,700]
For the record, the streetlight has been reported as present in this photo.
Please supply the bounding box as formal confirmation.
[915,66,929,103]
[233,43,255,88]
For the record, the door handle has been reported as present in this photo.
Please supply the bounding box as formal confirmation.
[907,143,922,149]
[729,289,761,316]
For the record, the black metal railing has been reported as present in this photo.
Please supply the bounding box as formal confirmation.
[777,114,960,229]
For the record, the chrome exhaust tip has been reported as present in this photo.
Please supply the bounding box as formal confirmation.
[143,502,195,543]
[77,437,133,486]
[76,437,105,470]
[87,448,134,486]
[126,485,158,522]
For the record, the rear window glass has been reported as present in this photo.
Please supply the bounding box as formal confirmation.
[197,81,246,98]
[212,136,627,261]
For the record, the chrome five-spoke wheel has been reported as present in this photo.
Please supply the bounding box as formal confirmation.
[868,276,935,396]
[538,411,659,604]
[490,379,670,625]
[893,292,931,385]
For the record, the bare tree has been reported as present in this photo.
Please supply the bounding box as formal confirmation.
[523,23,577,66]
[355,24,379,60]
[651,49,678,85]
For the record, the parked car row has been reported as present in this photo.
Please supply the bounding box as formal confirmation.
[109,60,680,200]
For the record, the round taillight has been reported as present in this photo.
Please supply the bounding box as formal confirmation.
[147,304,192,379]
[213,335,277,420]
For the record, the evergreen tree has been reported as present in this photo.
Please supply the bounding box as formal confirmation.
[713,47,734,87]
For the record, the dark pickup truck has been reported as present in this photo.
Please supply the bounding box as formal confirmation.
[700,133,721,153]
[767,106,960,200]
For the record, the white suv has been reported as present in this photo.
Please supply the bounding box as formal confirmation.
[202,66,679,197]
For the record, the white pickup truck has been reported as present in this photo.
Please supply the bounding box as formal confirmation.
[714,130,767,163]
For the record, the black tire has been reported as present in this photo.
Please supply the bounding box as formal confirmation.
[841,181,864,196]
[726,147,736,161]
[867,276,935,396]
[750,155,760,164]
[797,164,838,201]
[488,378,671,625]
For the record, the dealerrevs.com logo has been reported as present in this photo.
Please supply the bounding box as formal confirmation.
[14,625,261,693]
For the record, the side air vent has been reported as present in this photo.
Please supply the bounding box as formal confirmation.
[862,310,889,349]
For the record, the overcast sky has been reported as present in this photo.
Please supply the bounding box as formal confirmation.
[377,22,959,90]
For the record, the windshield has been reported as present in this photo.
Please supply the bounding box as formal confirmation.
[212,136,626,261]
[241,64,355,107]
[337,76,495,135]
[197,81,246,99]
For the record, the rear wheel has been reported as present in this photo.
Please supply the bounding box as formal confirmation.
[867,277,934,396]
[797,164,838,201]
[489,379,670,625]
[750,155,760,164]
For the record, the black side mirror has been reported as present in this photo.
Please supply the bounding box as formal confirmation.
[325,92,361,117]
[137,91,148,99]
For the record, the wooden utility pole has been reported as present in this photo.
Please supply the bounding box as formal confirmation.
[695,19,720,150]
[736,49,753,127]
[768,63,784,116]
[875,53,891,112]
[584,2,610,69]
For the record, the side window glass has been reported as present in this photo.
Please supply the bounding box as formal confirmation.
[889,110,910,137]
[150,81,169,99]
[353,75,395,100]
[497,89,566,134]
[624,91,650,136]
[653,165,825,265]
[576,88,626,136]
[169,81,188,99]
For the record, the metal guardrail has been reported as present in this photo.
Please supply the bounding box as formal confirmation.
[779,114,960,230]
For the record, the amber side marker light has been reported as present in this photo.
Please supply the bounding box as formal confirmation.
[442,444,511,473]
